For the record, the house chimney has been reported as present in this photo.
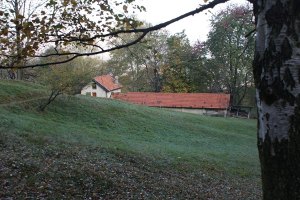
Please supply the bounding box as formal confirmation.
[114,76,119,84]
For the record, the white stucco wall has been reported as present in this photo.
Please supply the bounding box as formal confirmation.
[81,83,121,98]
[81,84,108,97]
[109,89,121,97]
[104,88,121,98]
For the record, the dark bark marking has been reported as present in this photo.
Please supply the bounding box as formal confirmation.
[289,0,300,20]
[283,89,296,106]
[258,36,296,107]
[258,131,300,200]
[264,39,281,71]
[283,67,296,90]
[260,77,282,105]
[281,38,293,61]
[269,38,277,52]
[265,113,270,121]
[260,75,295,106]
[253,52,262,87]
[298,68,300,84]
[265,1,286,36]
[265,113,271,130]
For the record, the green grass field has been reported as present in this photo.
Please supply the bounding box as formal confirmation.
[0,80,261,199]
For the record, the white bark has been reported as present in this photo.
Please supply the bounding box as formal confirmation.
[256,0,300,142]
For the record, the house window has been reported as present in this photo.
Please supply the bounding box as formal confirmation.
[92,92,97,97]
[92,83,96,89]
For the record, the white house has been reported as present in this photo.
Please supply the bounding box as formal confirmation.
[81,74,122,98]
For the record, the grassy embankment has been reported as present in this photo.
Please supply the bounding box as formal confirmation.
[0,80,261,199]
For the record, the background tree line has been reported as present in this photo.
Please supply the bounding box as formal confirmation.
[103,4,255,107]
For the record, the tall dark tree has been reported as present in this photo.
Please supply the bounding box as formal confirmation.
[206,5,255,106]
[162,32,194,92]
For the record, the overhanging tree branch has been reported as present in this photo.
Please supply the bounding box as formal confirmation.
[0,0,229,69]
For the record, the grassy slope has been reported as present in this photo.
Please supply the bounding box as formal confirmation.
[0,80,261,199]
[0,80,47,104]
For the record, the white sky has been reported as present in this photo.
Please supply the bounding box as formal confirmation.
[135,0,250,43]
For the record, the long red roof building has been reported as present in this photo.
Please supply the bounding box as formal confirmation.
[112,92,230,109]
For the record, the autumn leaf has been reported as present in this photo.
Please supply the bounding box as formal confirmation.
[123,5,128,13]
[1,28,9,36]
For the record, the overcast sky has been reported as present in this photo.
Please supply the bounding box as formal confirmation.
[135,0,250,43]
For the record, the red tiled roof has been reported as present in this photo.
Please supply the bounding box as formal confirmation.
[112,92,230,109]
[94,74,122,91]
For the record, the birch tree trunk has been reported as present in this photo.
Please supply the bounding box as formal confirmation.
[253,0,300,199]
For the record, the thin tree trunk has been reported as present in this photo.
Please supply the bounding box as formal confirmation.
[236,73,249,106]
[253,0,300,199]
[14,0,23,80]
[39,90,60,111]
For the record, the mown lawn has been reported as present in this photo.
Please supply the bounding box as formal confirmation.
[0,80,261,199]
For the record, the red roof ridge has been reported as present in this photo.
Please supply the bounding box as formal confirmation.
[94,74,122,91]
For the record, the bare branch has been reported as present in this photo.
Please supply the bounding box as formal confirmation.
[52,0,229,43]
[245,28,256,38]
[0,0,229,69]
